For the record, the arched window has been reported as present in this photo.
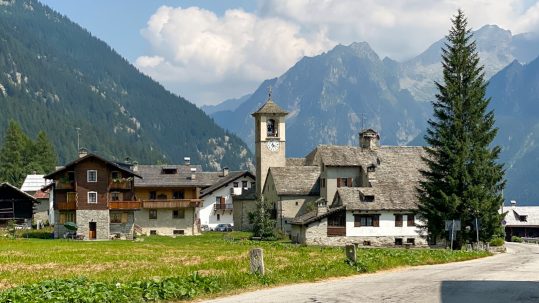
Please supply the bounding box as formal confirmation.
[267,119,278,137]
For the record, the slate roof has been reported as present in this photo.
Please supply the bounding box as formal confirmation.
[44,153,141,179]
[331,146,426,211]
[267,166,320,196]
[20,175,51,192]
[234,188,257,200]
[134,165,219,188]
[286,158,306,166]
[503,206,539,227]
[304,145,379,167]
[251,99,288,116]
[200,171,255,197]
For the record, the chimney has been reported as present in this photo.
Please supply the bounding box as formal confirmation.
[78,148,88,158]
[317,198,327,216]
[222,167,229,177]
[184,157,191,165]
[359,129,380,150]
[511,200,517,209]
[132,161,139,172]
[190,167,197,180]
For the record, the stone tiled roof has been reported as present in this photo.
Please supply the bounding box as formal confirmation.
[503,206,539,227]
[290,206,346,225]
[267,166,320,196]
[234,188,257,200]
[330,146,426,211]
[200,171,255,197]
[134,165,220,187]
[286,158,306,166]
[304,145,379,167]
[251,99,288,116]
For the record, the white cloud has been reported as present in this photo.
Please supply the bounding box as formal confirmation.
[136,0,539,105]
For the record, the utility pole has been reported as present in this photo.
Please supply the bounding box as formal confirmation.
[76,127,81,152]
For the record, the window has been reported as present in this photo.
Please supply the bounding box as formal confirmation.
[217,214,221,221]
[87,170,97,182]
[59,212,76,224]
[367,165,376,172]
[407,214,415,227]
[67,171,75,182]
[395,214,403,227]
[354,214,379,227]
[110,212,128,224]
[173,230,185,235]
[251,182,256,188]
[88,192,97,204]
[161,168,177,174]
[173,191,184,199]
[363,195,375,202]
[321,178,326,188]
[111,171,120,180]
[149,191,157,200]
[150,230,157,235]
[519,215,528,222]
[111,192,121,201]
[149,209,157,220]
[407,238,415,245]
[233,182,239,188]
[242,181,248,188]
[173,209,185,219]
[395,238,403,246]
[328,212,346,226]
[337,177,353,188]
[363,241,371,246]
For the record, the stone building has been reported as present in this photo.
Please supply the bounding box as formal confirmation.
[246,92,427,247]
[502,201,539,240]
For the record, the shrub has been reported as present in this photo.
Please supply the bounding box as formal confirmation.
[489,237,504,247]
[511,236,523,243]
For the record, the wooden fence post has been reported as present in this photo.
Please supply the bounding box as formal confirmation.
[250,248,265,275]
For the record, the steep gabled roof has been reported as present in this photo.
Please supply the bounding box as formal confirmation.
[44,153,141,179]
[266,166,320,196]
[0,183,38,202]
[503,206,539,227]
[200,171,255,197]
[134,165,218,187]
[20,175,51,192]
[251,99,288,116]
[304,145,379,167]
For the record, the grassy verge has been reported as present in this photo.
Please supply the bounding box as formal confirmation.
[0,232,489,301]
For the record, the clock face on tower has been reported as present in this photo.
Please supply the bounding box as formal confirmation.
[266,140,280,152]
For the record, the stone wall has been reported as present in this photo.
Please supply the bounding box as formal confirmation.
[53,210,69,238]
[233,199,256,231]
[77,209,110,240]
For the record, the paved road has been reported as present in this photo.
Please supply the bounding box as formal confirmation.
[204,243,539,303]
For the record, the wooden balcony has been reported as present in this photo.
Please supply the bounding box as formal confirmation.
[142,199,201,209]
[109,180,132,190]
[327,226,346,237]
[109,201,142,210]
[56,181,75,190]
[214,204,233,211]
[56,201,76,210]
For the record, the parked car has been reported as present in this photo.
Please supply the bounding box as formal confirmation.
[200,224,210,232]
[214,223,233,232]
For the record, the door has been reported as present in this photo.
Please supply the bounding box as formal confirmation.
[89,222,97,239]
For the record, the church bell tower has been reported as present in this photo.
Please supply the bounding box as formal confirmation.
[252,89,288,196]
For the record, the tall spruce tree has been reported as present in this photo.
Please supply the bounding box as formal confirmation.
[32,131,57,174]
[417,10,505,247]
[0,120,28,187]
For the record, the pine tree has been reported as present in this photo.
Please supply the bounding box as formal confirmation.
[32,131,57,174]
[0,120,28,187]
[250,196,276,239]
[417,10,505,247]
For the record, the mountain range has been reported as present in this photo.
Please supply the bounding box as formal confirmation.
[207,25,539,205]
[0,0,252,170]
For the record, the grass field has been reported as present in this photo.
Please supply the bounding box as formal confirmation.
[0,232,490,301]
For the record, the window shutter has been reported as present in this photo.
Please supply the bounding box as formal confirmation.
[60,213,66,224]
[395,214,403,227]
[220,197,225,204]
[337,178,342,188]
[354,214,361,227]
[121,212,128,224]
[407,214,415,227]
[347,177,352,187]
[373,215,380,227]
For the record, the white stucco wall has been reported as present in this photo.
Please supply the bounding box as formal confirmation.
[135,208,198,236]
[322,167,362,201]
[200,176,255,229]
[346,212,421,237]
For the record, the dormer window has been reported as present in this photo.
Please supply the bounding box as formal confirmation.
[364,195,375,202]
[161,167,177,174]
[267,119,278,137]
[519,215,528,222]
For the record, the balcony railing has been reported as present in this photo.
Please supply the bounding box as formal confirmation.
[327,226,346,237]
[109,180,132,190]
[56,181,75,190]
[142,199,201,209]
[109,201,142,210]
[56,201,76,210]
[214,204,233,211]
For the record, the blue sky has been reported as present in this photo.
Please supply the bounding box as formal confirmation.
[38,0,539,106]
